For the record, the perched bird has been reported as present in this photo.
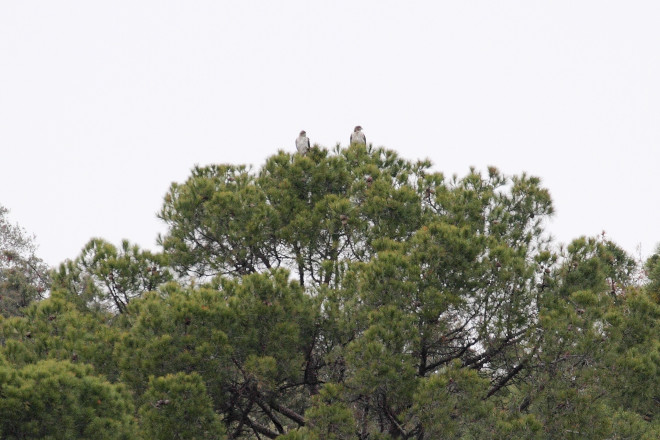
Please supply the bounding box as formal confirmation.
[296,130,310,155]
[350,126,366,145]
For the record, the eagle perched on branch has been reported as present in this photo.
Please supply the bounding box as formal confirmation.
[350,126,366,145]
[296,130,310,155]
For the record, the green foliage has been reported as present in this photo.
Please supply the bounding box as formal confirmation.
[52,238,171,313]
[0,359,135,439]
[115,285,234,400]
[158,164,278,278]
[116,269,317,437]
[645,246,660,303]
[413,362,493,438]
[603,289,660,419]
[0,204,49,317]
[412,362,544,439]
[159,146,428,286]
[138,372,225,439]
[296,384,356,440]
[2,145,659,439]
[513,237,660,439]
[0,294,121,380]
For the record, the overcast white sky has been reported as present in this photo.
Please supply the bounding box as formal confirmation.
[1,1,659,267]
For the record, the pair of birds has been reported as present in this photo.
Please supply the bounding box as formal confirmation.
[295,126,366,155]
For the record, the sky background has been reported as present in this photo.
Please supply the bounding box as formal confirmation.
[1,1,659,267]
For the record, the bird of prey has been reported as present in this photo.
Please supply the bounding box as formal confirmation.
[296,130,310,155]
[350,126,366,145]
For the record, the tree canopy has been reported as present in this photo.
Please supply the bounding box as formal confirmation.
[0,205,49,318]
[1,144,658,439]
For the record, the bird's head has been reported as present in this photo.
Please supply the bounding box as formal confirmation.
[300,130,306,136]
[354,126,362,132]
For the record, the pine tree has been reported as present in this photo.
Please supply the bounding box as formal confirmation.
[0,204,49,317]
[1,145,658,438]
